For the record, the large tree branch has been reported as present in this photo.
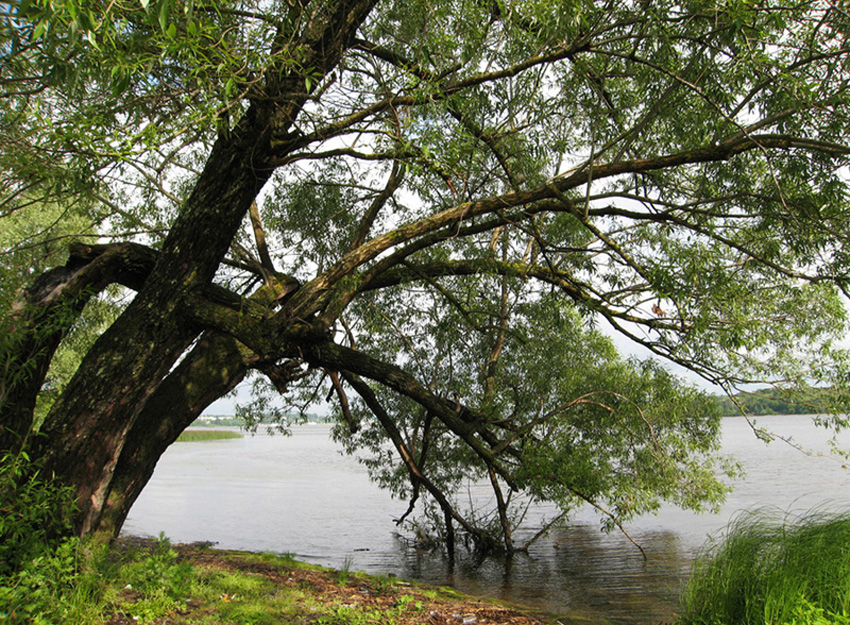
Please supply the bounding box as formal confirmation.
[282,37,594,156]
[346,160,404,252]
[298,341,519,489]
[284,131,850,324]
[340,371,488,549]
[249,200,277,275]
[1,242,157,456]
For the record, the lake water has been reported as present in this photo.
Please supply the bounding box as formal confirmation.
[123,415,850,624]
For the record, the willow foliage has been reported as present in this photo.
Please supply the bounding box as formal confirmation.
[2,0,850,548]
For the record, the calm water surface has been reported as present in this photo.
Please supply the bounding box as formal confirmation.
[123,416,850,624]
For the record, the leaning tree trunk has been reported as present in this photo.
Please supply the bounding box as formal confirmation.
[0,241,297,539]
[94,331,253,538]
[24,0,379,536]
[33,117,278,535]
[94,274,297,538]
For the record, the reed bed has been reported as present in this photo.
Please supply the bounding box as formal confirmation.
[176,429,242,442]
[679,509,850,625]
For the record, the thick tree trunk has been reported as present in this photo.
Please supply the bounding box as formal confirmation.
[95,277,293,537]
[94,331,253,538]
[1,241,297,538]
[19,0,379,537]
[34,122,277,535]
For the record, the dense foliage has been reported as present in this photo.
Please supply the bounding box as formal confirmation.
[2,0,850,552]
[0,452,76,576]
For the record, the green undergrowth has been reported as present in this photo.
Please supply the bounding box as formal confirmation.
[175,429,242,442]
[0,533,543,625]
[0,534,383,624]
[678,509,850,625]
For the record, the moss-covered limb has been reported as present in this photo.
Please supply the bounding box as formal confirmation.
[287,131,842,325]
[359,258,587,299]
[1,242,158,456]
[182,285,526,503]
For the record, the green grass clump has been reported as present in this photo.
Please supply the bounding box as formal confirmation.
[176,429,242,442]
[679,509,850,625]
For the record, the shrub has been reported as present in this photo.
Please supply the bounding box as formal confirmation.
[0,536,107,624]
[0,451,76,576]
[121,533,196,599]
[0,452,107,623]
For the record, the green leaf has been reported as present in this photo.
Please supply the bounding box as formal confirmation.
[32,21,46,40]
[158,0,170,32]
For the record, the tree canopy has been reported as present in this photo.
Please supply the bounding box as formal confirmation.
[2,0,850,552]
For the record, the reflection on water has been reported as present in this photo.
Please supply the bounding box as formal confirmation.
[390,525,690,623]
[124,416,850,624]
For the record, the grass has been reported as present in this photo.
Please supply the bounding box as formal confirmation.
[176,429,242,442]
[0,535,550,624]
[678,509,850,625]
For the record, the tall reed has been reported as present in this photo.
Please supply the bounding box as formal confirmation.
[679,509,850,625]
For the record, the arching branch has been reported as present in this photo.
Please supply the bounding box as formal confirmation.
[1,242,157,456]
[299,341,520,488]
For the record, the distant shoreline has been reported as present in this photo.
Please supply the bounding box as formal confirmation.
[176,429,242,442]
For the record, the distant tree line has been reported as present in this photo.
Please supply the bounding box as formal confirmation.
[715,388,831,417]
[191,414,330,427]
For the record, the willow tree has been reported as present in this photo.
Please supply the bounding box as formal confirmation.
[2,0,850,551]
